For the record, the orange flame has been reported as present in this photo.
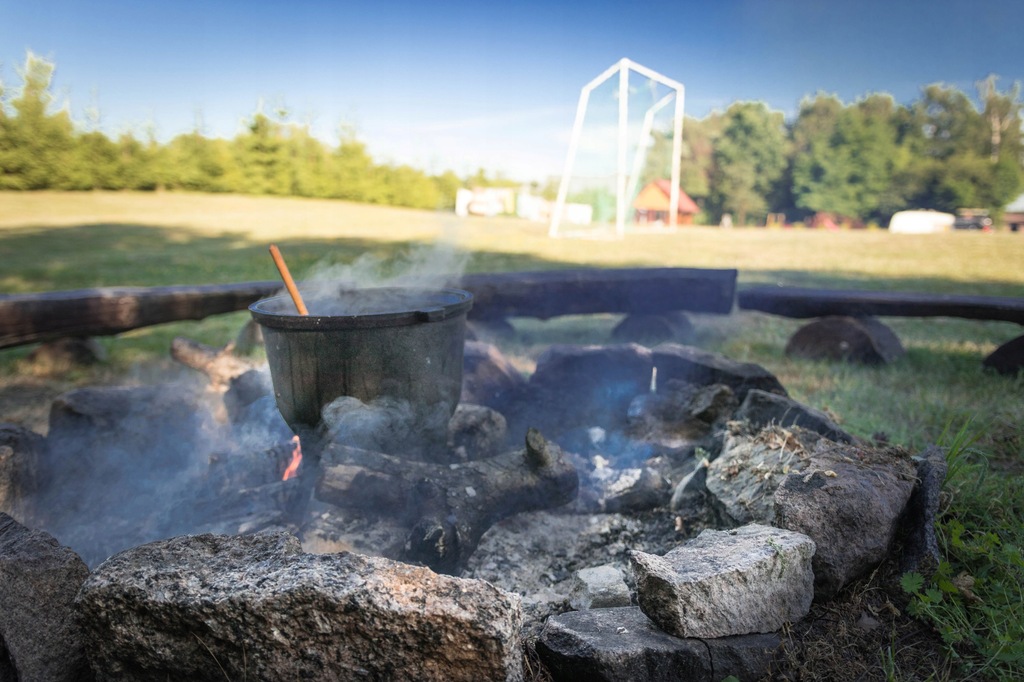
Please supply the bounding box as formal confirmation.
[282,435,302,481]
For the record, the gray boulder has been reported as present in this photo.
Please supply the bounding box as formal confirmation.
[669,458,709,515]
[507,343,654,438]
[0,423,45,525]
[0,513,92,682]
[706,426,821,526]
[735,389,854,443]
[568,564,632,610]
[630,524,815,638]
[590,466,671,513]
[652,344,787,402]
[447,402,509,460]
[76,532,523,682]
[627,381,737,446]
[536,606,780,682]
[773,442,917,599]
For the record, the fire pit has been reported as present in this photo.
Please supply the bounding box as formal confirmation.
[250,287,473,457]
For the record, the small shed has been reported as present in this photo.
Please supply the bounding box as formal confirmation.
[1005,193,1024,233]
[633,180,699,225]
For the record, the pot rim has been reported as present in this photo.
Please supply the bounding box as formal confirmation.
[249,286,473,330]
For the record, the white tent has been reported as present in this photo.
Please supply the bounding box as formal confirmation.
[888,210,955,234]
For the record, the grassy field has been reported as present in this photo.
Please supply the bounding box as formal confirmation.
[2,191,1023,678]
[2,190,1022,448]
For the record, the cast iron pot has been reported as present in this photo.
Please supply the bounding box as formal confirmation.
[250,287,473,438]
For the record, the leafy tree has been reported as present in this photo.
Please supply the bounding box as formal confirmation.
[115,132,160,191]
[641,114,721,202]
[708,102,788,225]
[977,75,1022,163]
[431,170,463,210]
[914,84,988,161]
[902,80,1023,215]
[166,131,232,192]
[376,164,442,209]
[66,130,121,189]
[791,94,907,221]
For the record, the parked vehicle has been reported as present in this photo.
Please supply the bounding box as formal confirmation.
[954,209,992,231]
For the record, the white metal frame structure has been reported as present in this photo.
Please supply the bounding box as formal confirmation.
[549,58,685,239]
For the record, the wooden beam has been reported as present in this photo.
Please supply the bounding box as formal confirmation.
[0,282,281,349]
[459,267,737,321]
[738,286,1024,324]
[0,268,738,349]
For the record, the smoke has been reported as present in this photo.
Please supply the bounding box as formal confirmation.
[320,395,452,459]
[292,235,471,308]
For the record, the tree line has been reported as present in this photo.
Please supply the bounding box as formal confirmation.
[0,53,467,210]
[644,76,1023,226]
[2,52,1022,225]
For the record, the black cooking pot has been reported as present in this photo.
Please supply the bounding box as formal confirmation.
[249,287,473,438]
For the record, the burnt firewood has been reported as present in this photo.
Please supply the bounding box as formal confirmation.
[315,428,578,574]
[170,336,256,390]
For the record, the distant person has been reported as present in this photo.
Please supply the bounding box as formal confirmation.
[720,213,733,229]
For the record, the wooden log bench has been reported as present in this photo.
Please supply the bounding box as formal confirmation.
[737,285,1024,374]
[0,267,737,350]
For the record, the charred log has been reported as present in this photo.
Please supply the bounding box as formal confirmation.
[170,336,256,390]
[316,428,578,574]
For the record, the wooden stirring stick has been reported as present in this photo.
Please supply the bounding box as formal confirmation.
[268,244,309,315]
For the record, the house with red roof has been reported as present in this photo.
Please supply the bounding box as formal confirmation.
[632,179,700,225]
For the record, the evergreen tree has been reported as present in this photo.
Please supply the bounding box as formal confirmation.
[281,123,333,198]
[0,52,76,189]
[115,132,159,190]
[234,110,288,195]
[332,131,380,202]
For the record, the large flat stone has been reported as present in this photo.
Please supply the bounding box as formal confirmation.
[631,524,815,638]
[76,532,523,682]
[536,606,780,682]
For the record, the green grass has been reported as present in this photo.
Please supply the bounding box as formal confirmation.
[902,423,1024,680]
[2,190,1022,449]
[2,191,1023,677]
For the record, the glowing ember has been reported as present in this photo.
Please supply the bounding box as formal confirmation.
[282,435,302,481]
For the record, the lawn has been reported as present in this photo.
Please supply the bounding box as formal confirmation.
[2,190,1022,449]
[2,191,1023,679]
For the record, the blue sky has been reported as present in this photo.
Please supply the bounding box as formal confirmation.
[2,0,1022,181]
